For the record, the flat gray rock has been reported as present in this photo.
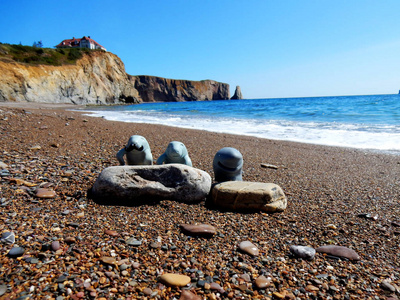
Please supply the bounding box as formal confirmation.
[212,181,287,212]
[91,164,211,204]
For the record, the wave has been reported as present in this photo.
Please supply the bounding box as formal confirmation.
[83,109,400,153]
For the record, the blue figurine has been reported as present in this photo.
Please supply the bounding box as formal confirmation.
[156,141,192,166]
[116,135,153,165]
[213,147,243,182]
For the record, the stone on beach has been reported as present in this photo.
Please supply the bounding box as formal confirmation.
[7,246,25,258]
[212,181,287,212]
[180,224,217,237]
[289,245,316,260]
[35,188,56,199]
[238,240,259,256]
[255,275,272,289]
[316,245,360,261]
[1,231,15,244]
[179,290,202,300]
[91,164,211,204]
[159,273,191,287]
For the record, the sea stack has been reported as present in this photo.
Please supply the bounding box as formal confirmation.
[231,85,243,99]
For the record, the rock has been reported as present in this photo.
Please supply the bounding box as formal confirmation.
[230,85,243,100]
[179,290,202,300]
[104,230,119,237]
[159,273,191,287]
[381,280,396,292]
[0,284,7,296]
[100,257,117,265]
[238,241,259,256]
[212,181,287,212]
[1,231,15,244]
[7,246,25,258]
[180,224,217,237]
[51,241,61,251]
[35,188,56,199]
[289,245,316,260]
[126,238,142,246]
[91,164,212,204]
[255,275,271,289]
[210,282,225,293]
[0,161,8,169]
[316,245,360,261]
[64,237,76,244]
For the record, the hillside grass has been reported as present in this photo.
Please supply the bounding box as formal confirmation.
[0,43,102,66]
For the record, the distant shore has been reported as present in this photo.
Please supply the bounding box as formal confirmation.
[1,101,400,299]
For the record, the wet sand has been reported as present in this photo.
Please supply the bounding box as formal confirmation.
[0,102,400,299]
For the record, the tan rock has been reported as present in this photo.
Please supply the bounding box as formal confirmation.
[179,290,202,300]
[35,188,56,199]
[180,224,217,237]
[212,181,287,212]
[255,275,271,289]
[159,273,191,287]
[238,241,259,256]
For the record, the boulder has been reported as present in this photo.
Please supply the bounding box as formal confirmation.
[211,181,287,212]
[230,85,243,99]
[91,164,211,205]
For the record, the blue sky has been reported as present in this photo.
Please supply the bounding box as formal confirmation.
[1,0,400,99]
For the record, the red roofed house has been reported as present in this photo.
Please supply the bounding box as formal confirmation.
[55,36,106,51]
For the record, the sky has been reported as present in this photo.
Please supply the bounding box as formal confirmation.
[1,0,400,99]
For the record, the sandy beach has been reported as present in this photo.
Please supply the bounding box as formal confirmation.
[1,102,400,299]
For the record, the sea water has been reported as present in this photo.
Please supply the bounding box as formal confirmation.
[82,94,400,154]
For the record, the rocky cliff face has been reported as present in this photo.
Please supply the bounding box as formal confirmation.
[134,76,230,102]
[0,51,230,104]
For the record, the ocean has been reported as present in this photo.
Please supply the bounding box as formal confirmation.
[82,94,400,154]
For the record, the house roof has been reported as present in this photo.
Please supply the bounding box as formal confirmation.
[55,36,105,49]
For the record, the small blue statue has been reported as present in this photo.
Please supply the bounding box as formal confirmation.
[213,147,243,182]
[156,141,192,166]
[116,135,153,165]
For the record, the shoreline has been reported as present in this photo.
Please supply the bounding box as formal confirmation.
[1,102,400,299]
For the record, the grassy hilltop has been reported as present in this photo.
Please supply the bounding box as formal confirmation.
[0,43,103,66]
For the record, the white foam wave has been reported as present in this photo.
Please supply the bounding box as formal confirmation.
[84,110,400,153]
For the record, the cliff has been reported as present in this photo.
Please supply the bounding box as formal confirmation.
[0,49,230,104]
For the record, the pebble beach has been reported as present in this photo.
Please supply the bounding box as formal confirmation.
[1,103,400,300]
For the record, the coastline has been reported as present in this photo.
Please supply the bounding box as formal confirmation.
[1,102,400,299]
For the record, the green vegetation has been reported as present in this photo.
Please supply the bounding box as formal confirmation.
[0,42,102,66]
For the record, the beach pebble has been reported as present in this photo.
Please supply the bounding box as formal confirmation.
[0,161,8,169]
[35,188,56,199]
[255,275,272,289]
[381,280,396,292]
[7,246,25,258]
[210,282,225,293]
[180,224,217,237]
[179,290,202,300]
[51,241,60,251]
[0,284,7,296]
[238,241,259,256]
[104,230,119,237]
[212,181,287,212]
[64,236,76,244]
[126,237,142,246]
[289,245,316,260]
[316,245,360,261]
[1,231,15,244]
[91,164,212,204]
[159,273,191,287]
[100,257,117,265]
